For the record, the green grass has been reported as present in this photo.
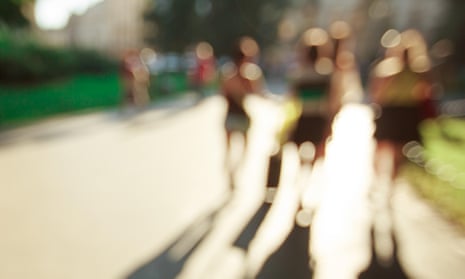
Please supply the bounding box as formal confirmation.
[402,163,465,229]
[420,118,465,187]
[402,117,465,228]
[0,72,122,126]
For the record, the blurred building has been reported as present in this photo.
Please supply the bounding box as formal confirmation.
[35,0,148,55]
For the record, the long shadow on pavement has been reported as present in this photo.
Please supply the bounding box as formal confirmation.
[358,226,409,279]
[233,199,314,279]
[255,223,313,279]
[125,198,227,279]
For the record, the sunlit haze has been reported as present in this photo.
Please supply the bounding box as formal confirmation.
[35,0,104,29]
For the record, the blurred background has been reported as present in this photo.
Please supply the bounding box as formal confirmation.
[2,1,465,279]
[1,0,465,124]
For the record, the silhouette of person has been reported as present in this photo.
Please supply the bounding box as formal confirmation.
[328,21,364,110]
[221,36,265,186]
[121,49,150,107]
[287,27,335,162]
[368,29,435,177]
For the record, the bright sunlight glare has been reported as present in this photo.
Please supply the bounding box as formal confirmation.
[35,0,104,30]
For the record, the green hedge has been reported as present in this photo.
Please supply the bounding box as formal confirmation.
[0,26,118,83]
[0,72,122,125]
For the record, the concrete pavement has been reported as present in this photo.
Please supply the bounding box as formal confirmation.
[0,95,229,279]
[1,94,465,279]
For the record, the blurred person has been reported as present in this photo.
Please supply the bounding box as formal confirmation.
[287,27,335,162]
[328,21,364,112]
[121,49,150,107]
[189,41,217,97]
[368,29,436,178]
[221,36,265,187]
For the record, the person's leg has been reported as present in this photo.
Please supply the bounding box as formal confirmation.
[224,130,235,190]
[374,140,395,179]
[392,142,405,178]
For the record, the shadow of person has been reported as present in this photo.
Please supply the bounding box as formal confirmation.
[234,203,272,250]
[125,202,228,279]
[240,142,315,279]
[255,223,314,279]
[358,226,409,279]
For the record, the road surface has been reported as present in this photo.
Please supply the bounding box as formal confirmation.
[1,94,465,279]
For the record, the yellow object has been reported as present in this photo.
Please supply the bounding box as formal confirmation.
[277,97,302,145]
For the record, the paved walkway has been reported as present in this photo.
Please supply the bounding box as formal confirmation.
[394,179,465,279]
[0,96,229,279]
[1,95,465,279]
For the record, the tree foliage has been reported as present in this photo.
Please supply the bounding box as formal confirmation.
[144,0,289,56]
[0,0,34,27]
[0,26,118,83]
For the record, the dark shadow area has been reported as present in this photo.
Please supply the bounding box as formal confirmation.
[358,227,409,279]
[0,113,111,147]
[234,202,271,250]
[31,129,76,142]
[0,95,209,148]
[123,95,214,131]
[255,224,313,279]
[266,154,282,188]
[125,200,227,279]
